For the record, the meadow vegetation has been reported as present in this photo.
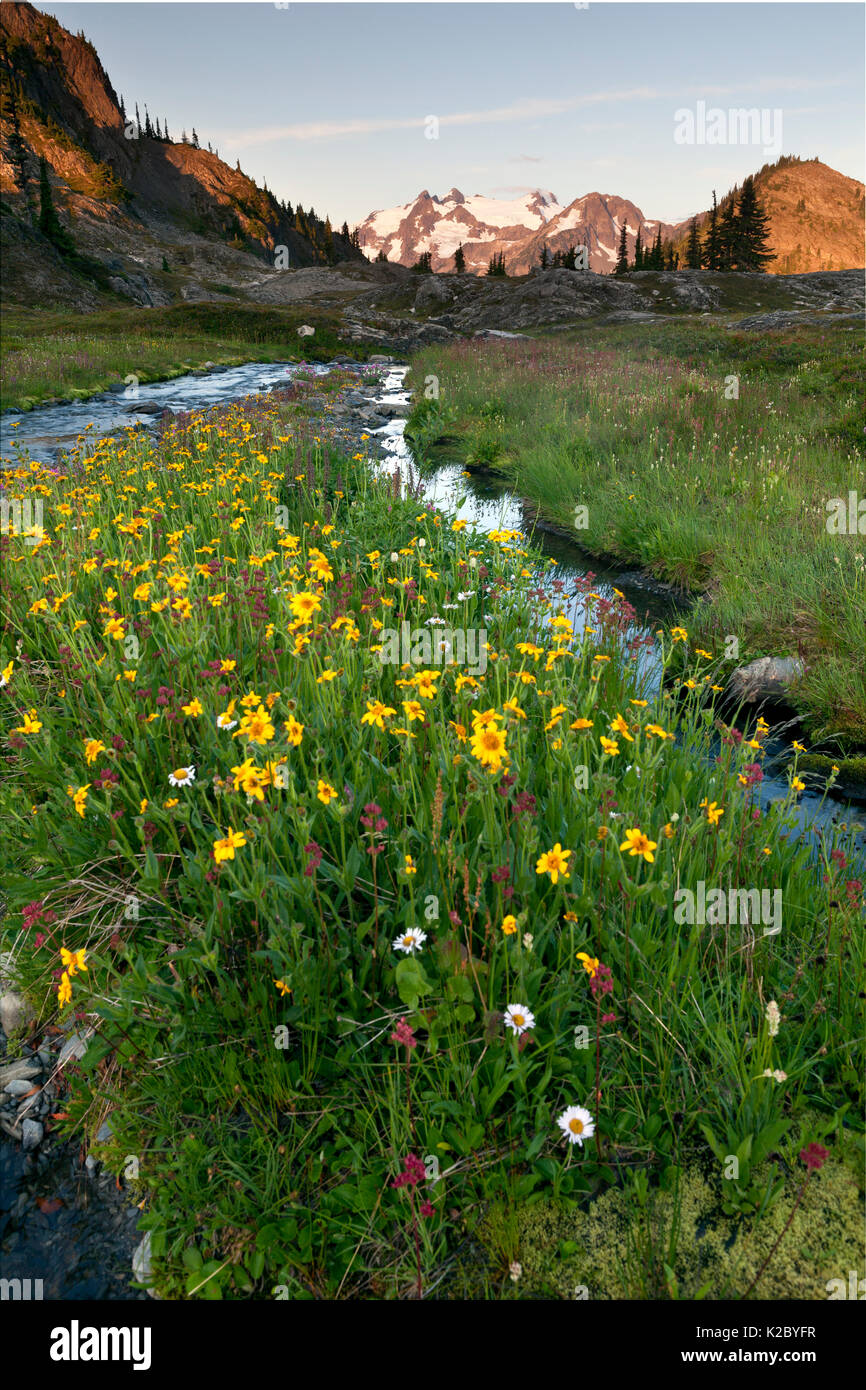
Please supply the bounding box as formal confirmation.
[407,321,866,746]
[0,375,863,1299]
[1,302,366,412]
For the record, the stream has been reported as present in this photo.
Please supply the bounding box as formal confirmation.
[1,358,863,1300]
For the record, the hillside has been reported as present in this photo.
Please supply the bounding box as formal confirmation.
[0,2,363,308]
[668,157,865,274]
[360,161,864,276]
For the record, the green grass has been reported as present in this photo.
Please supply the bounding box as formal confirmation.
[0,302,370,411]
[1,374,863,1300]
[406,320,866,746]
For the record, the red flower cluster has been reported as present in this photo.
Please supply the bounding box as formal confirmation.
[799,1142,830,1171]
[390,1017,417,1051]
[391,1153,426,1189]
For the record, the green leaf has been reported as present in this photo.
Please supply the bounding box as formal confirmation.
[395,956,432,1009]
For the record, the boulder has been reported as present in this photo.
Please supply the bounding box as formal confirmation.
[297,324,316,337]
[414,277,453,313]
[728,656,805,703]
[0,991,34,1036]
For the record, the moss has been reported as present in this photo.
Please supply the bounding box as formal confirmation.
[474,1153,865,1300]
[798,754,866,789]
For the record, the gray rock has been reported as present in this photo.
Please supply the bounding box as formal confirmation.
[132,1232,157,1296]
[297,324,316,338]
[473,329,528,340]
[58,1031,89,1065]
[0,991,33,1035]
[367,354,393,364]
[414,277,453,313]
[729,656,805,702]
[0,951,15,991]
[122,400,163,415]
[376,400,410,417]
[4,1078,36,1097]
[21,1118,43,1151]
[96,1118,113,1143]
[0,1058,41,1088]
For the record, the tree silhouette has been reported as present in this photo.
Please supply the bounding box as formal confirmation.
[686,217,701,269]
[734,176,774,271]
[615,221,629,275]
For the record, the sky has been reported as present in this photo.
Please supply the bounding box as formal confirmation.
[35,2,865,227]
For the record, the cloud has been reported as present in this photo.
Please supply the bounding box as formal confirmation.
[508,154,544,164]
[220,75,852,150]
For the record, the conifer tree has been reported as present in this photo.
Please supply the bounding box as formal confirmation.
[651,228,663,269]
[633,228,643,270]
[38,156,74,254]
[323,217,335,263]
[3,77,30,193]
[702,190,720,270]
[615,221,629,275]
[341,220,349,240]
[454,243,466,273]
[539,244,549,269]
[191,128,199,148]
[734,176,774,271]
[686,217,701,269]
[717,198,738,270]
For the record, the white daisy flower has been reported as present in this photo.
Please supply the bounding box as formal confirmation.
[557,1105,595,1146]
[393,927,427,955]
[216,714,237,730]
[426,616,446,626]
[457,590,473,600]
[168,766,196,787]
[442,603,459,611]
[504,1003,535,1035]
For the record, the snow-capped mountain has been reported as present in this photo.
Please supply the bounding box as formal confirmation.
[357,187,684,274]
